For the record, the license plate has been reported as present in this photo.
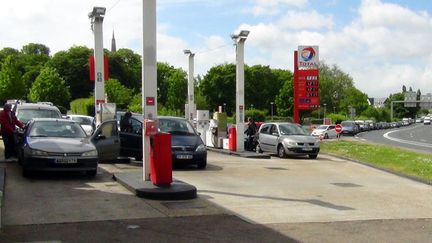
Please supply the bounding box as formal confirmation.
[303,148,313,151]
[176,154,193,159]
[56,158,78,164]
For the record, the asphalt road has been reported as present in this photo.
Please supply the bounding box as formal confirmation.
[1,148,432,242]
[356,123,432,153]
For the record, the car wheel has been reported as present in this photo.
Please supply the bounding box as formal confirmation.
[22,168,31,177]
[86,169,97,177]
[309,154,318,159]
[324,133,329,139]
[197,160,207,169]
[278,145,286,158]
[256,144,263,153]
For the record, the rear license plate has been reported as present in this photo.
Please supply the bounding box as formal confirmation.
[303,148,313,151]
[176,154,193,159]
[56,158,78,164]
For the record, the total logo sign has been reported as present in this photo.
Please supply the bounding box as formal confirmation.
[298,45,319,69]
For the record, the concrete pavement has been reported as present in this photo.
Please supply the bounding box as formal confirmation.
[1,141,432,242]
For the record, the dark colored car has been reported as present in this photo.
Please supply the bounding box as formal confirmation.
[340,120,360,136]
[92,115,207,168]
[16,118,99,177]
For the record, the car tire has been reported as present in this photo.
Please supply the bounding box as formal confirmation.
[22,168,31,177]
[197,160,207,169]
[278,145,287,158]
[86,169,97,177]
[309,154,318,159]
[256,144,263,153]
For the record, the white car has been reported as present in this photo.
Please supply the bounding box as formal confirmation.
[424,117,431,125]
[311,125,338,139]
[67,115,94,135]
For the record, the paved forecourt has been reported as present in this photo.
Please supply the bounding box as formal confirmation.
[172,151,432,224]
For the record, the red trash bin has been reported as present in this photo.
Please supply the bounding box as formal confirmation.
[228,127,236,151]
[150,132,173,186]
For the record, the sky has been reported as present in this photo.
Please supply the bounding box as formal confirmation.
[1,0,432,98]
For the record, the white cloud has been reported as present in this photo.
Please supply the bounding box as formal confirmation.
[277,10,334,30]
[250,0,308,16]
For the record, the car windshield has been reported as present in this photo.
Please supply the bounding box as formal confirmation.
[316,125,329,130]
[71,116,93,125]
[341,121,354,126]
[279,124,307,135]
[17,109,61,123]
[158,118,196,135]
[29,121,87,138]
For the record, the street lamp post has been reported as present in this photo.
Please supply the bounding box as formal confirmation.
[183,49,195,121]
[88,6,106,126]
[231,30,249,152]
[323,103,327,124]
[270,102,274,121]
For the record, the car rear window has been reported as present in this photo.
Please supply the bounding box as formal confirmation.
[17,108,62,123]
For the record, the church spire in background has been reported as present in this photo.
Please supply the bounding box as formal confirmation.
[111,31,117,52]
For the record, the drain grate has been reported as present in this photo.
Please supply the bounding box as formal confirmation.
[265,167,288,170]
[161,201,206,209]
[331,182,362,187]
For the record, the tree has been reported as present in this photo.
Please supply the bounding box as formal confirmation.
[28,67,71,108]
[0,56,25,103]
[275,77,293,117]
[47,46,93,100]
[199,64,236,114]
[105,78,133,110]
[0,47,20,65]
[165,68,187,111]
[19,43,51,94]
[108,48,141,90]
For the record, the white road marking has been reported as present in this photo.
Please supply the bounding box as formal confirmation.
[383,130,432,148]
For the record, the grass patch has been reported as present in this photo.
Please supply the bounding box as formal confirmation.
[321,140,432,182]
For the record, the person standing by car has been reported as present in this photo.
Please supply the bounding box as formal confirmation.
[120,111,133,132]
[244,117,257,151]
[0,103,24,161]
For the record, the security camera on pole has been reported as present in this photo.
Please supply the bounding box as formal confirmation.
[231,30,249,152]
[184,50,196,122]
[88,7,106,126]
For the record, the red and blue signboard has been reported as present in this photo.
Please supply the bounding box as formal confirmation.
[295,69,320,109]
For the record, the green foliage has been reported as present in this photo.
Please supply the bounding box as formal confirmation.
[0,47,20,64]
[199,63,236,114]
[70,97,94,116]
[0,56,25,103]
[128,94,142,113]
[327,113,347,123]
[158,107,183,117]
[105,78,133,110]
[28,67,71,108]
[245,108,266,122]
[275,76,293,117]
[157,63,188,111]
[108,48,141,90]
[339,87,369,116]
[47,46,93,100]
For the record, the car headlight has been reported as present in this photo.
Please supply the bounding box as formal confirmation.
[195,144,207,152]
[82,150,98,157]
[285,140,297,146]
[30,149,49,156]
